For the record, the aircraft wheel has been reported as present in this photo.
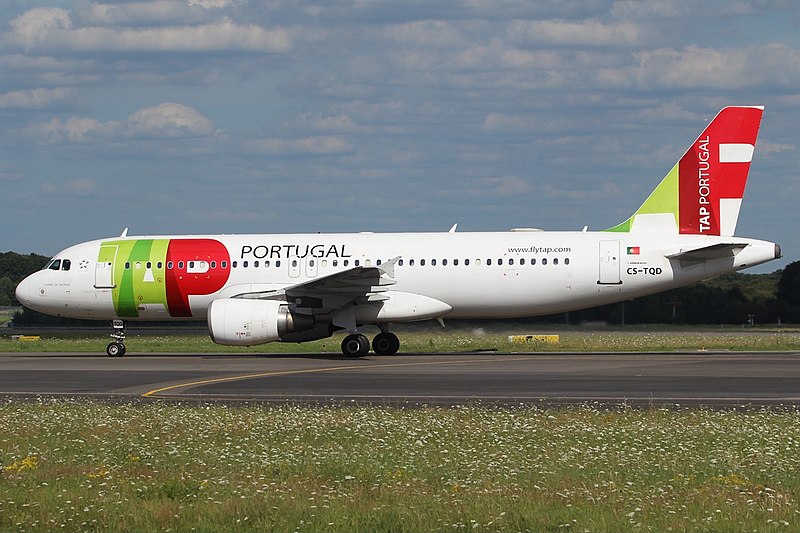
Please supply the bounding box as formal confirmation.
[106,342,125,357]
[372,332,400,355]
[341,334,370,357]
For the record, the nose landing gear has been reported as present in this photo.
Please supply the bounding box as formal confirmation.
[106,319,127,357]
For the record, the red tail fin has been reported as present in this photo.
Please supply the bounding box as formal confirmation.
[678,106,763,236]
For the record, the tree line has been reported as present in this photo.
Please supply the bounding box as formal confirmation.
[2,250,799,326]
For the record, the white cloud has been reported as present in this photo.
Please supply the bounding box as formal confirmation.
[6,7,291,53]
[507,19,645,47]
[483,113,530,132]
[299,113,370,133]
[252,136,352,155]
[128,103,215,138]
[41,177,96,196]
[635,45,800,89]
[29,102,215,143]
[485,176,531,196]
[384,20,466,48]
[187,0,233,8]
[77,2,205,25]
[758,141,796,155]
[0,88,79,110]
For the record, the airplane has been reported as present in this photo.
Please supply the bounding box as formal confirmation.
[15,106,781,357]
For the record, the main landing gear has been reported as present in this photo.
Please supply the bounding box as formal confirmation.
[340,331,400,357]
[106,319,127,357]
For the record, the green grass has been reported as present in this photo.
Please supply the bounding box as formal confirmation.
[2,327,800,353]
[1,401,799,532]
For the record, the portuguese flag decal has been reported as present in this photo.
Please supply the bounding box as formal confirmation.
[627,246,640,255]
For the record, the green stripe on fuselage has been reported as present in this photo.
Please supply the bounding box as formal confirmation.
[101,239,169,318]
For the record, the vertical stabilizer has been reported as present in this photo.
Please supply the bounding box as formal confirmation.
[606,106,763,236]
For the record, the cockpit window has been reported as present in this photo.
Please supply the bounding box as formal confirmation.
[48,259,61,271]
[62,259,71,271]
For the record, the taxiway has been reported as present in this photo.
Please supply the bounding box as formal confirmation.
[2,351,799,407]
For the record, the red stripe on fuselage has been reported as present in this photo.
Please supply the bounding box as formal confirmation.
[164,239,231,317]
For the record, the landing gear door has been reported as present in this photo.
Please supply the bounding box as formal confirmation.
[598,240,622,285]
[95,245,117,289]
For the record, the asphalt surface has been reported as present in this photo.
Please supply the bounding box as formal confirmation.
[2,351,799,407]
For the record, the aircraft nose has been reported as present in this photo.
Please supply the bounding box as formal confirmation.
[15,274,37,308]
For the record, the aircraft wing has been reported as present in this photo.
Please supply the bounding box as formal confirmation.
[234,257,400,313]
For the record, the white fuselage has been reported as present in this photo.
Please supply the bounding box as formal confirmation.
[15,230,780,324]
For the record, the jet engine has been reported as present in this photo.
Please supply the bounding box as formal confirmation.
[207,299,315,346]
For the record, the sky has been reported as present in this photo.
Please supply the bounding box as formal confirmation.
[1,0,798,273]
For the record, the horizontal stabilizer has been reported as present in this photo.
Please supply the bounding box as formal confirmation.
[667,243,748,264]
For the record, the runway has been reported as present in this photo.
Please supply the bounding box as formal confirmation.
[2,351,800,407]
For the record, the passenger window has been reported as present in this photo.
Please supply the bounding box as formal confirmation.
[309,259,315,267]
[355,259,360,266]
[178,261,184,269]
[487,259,492,266]
[146,262,152,269]
[62,259,71,271]
[157,262,163,269]
[221,261,227,269]
[554,258,559,265]
[265,260,270,267]
[542,258,548,265]
[333,259,338,267]
[125,262,131,269]
[508,258,514,266]
[231,261,237,268]
[565,258,570,265]
[398,259,404,266]
[442,259,447,266]
[243,261,249,268]
[376,259,381,265]
[254,261,259,268]
[453,259,458,266]
[498,258,503,266]
[520,258,525,265]
[275,260,281,267]
[531,258,536,265]
[464,259,469,266]
[431,259,437,266]
[211,261,216,269]
[420,259,426,266]
[409,259,415,266]
[343,260,349,267]
[167,261,173,269]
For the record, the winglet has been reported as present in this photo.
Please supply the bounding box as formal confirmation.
[449,223,458,233]
[120,227,129,238]
[606,106,764,236]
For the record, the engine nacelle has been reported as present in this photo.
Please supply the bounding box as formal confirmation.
[207,298,314,346]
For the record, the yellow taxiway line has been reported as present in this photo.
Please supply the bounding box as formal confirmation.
[142,355,533,398]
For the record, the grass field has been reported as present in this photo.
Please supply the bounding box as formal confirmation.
[1,401,799,532]
[2,326,800,354]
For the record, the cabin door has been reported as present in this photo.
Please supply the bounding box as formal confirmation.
[598,240,621,285]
